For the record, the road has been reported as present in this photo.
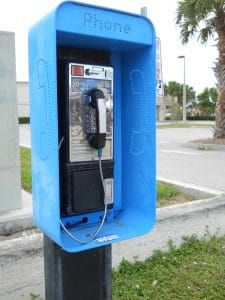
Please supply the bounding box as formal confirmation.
[19,124,225,193]
[157,126,225,193]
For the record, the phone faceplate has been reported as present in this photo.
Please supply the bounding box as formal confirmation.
[68,63,113,162]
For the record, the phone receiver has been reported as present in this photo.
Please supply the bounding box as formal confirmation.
[87,88,107,149]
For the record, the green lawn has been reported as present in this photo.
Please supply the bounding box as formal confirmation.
[157,181,194,207]
[29,235,225,300]
[20,146,31,193]
[113,234,225,299]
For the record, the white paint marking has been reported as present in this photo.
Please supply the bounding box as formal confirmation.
[157,176,224,195]
[160,150,202,155]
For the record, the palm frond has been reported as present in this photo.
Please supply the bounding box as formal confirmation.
[198,25,214,43]
[176,0,222,44]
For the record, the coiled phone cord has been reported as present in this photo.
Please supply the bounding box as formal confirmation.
[60,148,108,244]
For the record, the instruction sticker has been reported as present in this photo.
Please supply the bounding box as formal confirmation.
[95,234,119,243]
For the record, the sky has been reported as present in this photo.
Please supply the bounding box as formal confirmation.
[0,0,218,94]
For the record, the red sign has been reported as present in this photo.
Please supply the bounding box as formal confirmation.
[71,65,84,76]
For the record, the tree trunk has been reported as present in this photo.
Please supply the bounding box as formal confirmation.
[214,21,225,138]
[214,88,225,138]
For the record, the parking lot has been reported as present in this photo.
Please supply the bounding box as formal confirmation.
[157,126,225,193]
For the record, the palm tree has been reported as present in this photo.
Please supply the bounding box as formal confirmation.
[176,0,225,138]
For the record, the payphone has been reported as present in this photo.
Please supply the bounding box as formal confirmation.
[57,48,114,242]
[29,1,156,253]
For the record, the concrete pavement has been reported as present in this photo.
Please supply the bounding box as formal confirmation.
[157,126,225,193]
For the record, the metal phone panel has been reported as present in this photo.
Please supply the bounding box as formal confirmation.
[68,63,113,162]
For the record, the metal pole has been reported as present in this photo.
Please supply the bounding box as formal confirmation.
[178,55,186,122]
[141,7,148,17]
[44,235,112,300]
[183,56,187,122]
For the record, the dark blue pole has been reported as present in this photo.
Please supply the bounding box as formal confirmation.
[43,235,112,300]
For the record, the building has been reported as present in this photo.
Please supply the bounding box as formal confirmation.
[157,95,178,121]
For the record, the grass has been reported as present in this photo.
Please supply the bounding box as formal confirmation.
[157,181,179,199]
[30,293,43,300]
[157,181,194,207]
[197,145,215,151]
[20,146,32,192]
[29,234,225,299]
[20,147,193,207]
[113,234,225,299]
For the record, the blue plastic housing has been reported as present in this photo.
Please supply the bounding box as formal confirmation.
[29,1,156,252]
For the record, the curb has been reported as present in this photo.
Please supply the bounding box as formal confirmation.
[0,190,33,236]
[0,208,33,236]
[0,179,223,236]
[1,193,225,266]
[0,180,221,236]
[157,194,225,221]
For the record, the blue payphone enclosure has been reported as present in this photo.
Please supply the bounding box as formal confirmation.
[29,1,156,252]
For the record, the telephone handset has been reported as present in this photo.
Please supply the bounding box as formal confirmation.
[87,88,107,149]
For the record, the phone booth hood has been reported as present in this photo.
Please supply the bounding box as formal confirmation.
[29,1,156,252]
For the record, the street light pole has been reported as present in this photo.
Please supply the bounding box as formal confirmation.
[178,55,186,122]
[141,7,148,16]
